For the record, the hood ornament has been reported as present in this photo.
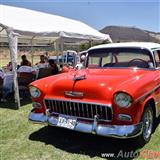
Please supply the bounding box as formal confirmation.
[66,74,85,98]
[73,74,86,81]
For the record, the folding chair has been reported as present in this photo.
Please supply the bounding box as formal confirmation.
[0,77,3,100]
[37,68,52,79]
[18,72,35,97]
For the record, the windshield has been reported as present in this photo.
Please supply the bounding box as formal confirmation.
[87,47,154,69]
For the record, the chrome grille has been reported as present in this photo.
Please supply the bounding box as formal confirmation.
[45,99,112,121]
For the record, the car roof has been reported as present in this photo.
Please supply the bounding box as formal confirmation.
[89,42,160,51]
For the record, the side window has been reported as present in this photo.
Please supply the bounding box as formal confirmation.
[154,50,160,67]
[88,57,100,68]
[101,56,111,66]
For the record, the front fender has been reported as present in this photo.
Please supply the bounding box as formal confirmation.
[138,95,156,121]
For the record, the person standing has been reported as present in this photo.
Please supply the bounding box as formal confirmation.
[20,55,31,66]
[36,55,48,68]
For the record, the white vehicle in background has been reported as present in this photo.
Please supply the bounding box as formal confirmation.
[63,50,79,66]
[50,50,89,70]
[50,50,80,67]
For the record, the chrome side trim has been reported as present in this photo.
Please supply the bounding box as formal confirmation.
[134,84,160,118]
[135,84,160,103]
[28,112,143,138]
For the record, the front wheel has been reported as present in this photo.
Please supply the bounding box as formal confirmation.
[136,104,154,146]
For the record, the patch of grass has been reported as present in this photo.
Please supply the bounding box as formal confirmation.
[0,103,160,160]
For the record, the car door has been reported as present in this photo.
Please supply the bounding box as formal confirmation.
[153,50,160,116]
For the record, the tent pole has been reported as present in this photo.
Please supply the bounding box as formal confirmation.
[59,37,64,64]
[54,39,60,63]
[89,40,93,47]
[6,28,20,109]
[60,37,64,52]
[30,36,36,65]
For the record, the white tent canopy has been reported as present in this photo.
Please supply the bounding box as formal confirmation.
[0,5,111,42]
[0,5,111,108]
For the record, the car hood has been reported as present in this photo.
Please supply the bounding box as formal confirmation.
[32,68,152,102]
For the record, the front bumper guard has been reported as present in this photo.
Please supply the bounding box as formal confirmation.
[28,112,143,138]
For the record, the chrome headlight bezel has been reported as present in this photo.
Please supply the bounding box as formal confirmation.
[114,92,132,108]
[29,86,41,98]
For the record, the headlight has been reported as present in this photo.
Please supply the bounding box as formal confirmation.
[114,92,132,108]
[29,86,41,98]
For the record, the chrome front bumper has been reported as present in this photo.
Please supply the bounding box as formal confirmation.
[28,112,143,138]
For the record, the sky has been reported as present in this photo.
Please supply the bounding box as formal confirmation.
[1,0,160,32]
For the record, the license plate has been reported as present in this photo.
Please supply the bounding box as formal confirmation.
[57,115,77,130]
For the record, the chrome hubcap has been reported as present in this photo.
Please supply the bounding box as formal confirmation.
[143,109,153,140]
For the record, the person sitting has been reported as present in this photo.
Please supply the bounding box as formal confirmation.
[17,61,36,97]
[6,61,12,71]
[36,55,48,68]
[17,61,36,84]
[17,60,36,75]
[20,55,31,66]
[48,59,59,75]
[0,69,12,102]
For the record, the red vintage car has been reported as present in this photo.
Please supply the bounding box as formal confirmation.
[29,42,160,145]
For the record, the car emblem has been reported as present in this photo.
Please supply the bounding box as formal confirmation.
[64,91,84,98]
